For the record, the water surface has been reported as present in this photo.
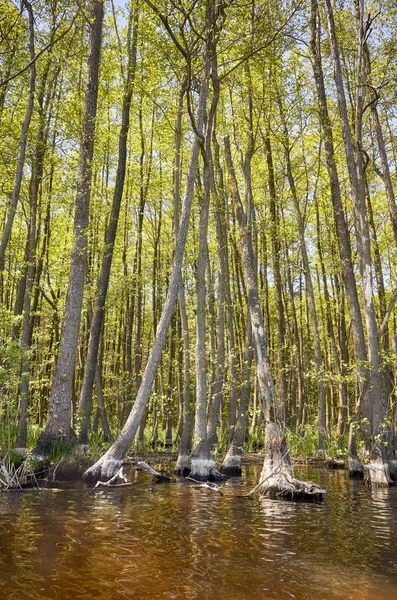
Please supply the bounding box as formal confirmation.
[0,464,396,599]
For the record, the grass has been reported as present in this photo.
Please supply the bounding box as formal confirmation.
[0,454,39,491]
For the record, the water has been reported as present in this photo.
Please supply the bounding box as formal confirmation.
[1,464,397,599]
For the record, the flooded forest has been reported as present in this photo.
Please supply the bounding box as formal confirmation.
[1,0,397,598]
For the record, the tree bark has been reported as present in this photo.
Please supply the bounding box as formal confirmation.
[323,0,390,485]
[0,0,36,271]
[35,0,104,454]
[77,2,138,445]
[84,76,209,481]
[224,135,324,498]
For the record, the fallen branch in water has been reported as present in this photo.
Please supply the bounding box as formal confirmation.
[92,467,130,491]
[137,461,175,482]
[186,477,224,495]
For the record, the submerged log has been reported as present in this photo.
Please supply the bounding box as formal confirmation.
[327,458,345,470]
[256,422,326,500]
[137,461,176,483]
[186,476,224,495]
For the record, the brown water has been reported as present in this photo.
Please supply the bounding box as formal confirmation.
[1,464,397,600]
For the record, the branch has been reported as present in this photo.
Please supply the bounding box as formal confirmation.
[143,0,188,59]
[0,9,79,88]
[137,460,175,482]
[186,477,224,495]
[379,286,397,340]
[92,467,130,490]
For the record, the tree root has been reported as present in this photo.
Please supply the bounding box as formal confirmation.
[92,467,131,491]
[249,466,325,500]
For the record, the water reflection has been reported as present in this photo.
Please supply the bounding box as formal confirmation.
[0,466,396,599]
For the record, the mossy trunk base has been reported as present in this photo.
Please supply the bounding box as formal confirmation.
[348,456,364,478]
[221,453,242,476]
[83,455,123,482]
[34,427,76,458]
[174,454,191,477]
[363,452,391,487]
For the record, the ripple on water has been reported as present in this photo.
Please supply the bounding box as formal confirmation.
[0,467,397,599]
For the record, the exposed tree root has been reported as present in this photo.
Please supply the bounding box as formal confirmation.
[189,457,227,482]
[250,466,326,500]
[92,467,131,491]
[253,422,326,501]
[83,455,124,482]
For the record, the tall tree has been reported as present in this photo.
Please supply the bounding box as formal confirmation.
[323,0,391,485]
[84,73,209,481]
[77,1,139,445]
[35,0,104,453]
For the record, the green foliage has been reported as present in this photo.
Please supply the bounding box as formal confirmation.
[0,456,39,491]
[245,430,265,453]
[287,425,319,459]
[0,0,396,464]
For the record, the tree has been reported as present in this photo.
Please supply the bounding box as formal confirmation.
[83,72,209,480]
[35,0,104,454]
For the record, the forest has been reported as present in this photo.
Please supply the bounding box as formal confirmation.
[1,0,397,497]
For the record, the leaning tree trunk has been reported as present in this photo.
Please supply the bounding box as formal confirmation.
[83,77,209,481]
[77,3,138,445]
[174,87,193,476]
[224,135,325,499]
[35,0,104,454]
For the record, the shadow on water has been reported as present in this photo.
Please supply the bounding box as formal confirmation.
[0,464,396,599]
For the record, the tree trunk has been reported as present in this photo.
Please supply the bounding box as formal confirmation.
[221,317,253,475]
[84,76,209,481]
[35,0,104,454]
[224,135,325,499]
[310,0,368,474]
[277,111,327,455]
[77,3,138,444]
[190,3,222,481]
[213,133,238,443]
[0,0,36,271]
[323,0,390,485]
